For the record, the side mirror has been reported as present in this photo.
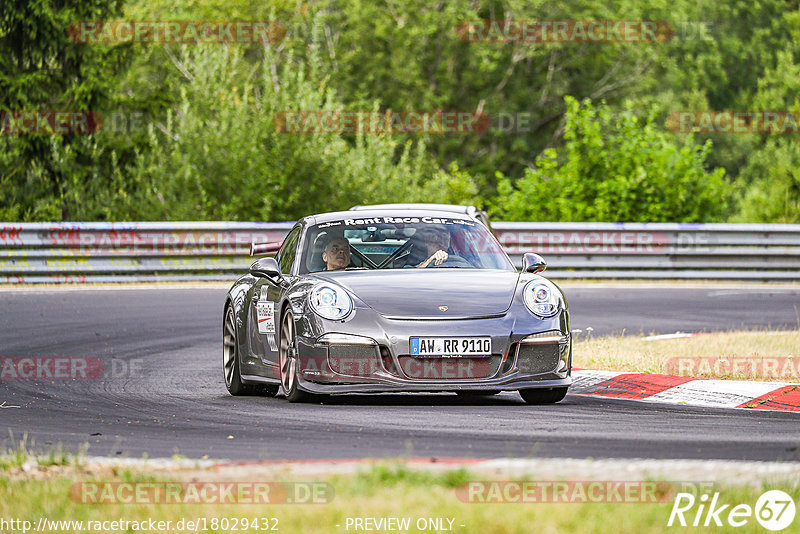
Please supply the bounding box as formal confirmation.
[249,257,283,281]
[522,252,547,274]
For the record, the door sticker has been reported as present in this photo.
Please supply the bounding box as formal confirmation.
[256,294,275,335]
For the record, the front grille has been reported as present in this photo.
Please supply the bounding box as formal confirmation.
[516,343,561,374]
[327,344,381,377]
[396,355,500,380]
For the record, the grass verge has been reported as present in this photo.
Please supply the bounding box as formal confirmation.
[1,460,798,534]
[574,329,800,381]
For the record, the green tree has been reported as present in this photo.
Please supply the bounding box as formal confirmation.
[315,0,671,185]
[0,0,128,220]
[8,0,800,223]
[730,30,800,222]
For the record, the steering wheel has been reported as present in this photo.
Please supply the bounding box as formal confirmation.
[429,254,473,268]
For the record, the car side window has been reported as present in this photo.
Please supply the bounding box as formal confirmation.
[277,227,301,275]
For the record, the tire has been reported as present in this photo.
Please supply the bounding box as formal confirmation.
[519,387,568,405]
[456,390,501,397]
[223,305,279,397]
[279,311,311,403]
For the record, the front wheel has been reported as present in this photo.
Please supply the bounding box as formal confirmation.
[519,387,568,405]
[280,311,311,403]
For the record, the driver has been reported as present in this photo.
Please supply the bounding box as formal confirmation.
[323,237,351,270]
[413,226,451,268]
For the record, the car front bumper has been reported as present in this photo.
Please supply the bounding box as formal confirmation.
[296,374,572,394]
[293,310,572,394]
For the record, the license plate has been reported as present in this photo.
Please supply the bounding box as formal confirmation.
[410,337,491,357]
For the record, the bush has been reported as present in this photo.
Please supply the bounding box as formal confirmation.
[732,139,800,223]
[490,97,730,222]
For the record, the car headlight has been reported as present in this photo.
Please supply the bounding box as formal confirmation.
[310,284,353,320]
[523,280,563,318]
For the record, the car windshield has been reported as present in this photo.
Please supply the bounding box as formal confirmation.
[300,215,513,273]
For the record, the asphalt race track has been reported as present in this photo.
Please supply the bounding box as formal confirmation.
[1,284,799,461]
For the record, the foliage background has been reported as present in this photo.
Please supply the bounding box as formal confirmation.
[2,0,799,222]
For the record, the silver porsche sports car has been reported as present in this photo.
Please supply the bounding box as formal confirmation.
[223,208,571,403]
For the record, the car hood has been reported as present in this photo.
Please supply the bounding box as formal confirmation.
[311,269,519,318]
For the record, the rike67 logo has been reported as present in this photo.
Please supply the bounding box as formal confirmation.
[668,490,796,531]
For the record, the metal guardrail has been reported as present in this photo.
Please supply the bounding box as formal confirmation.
[0,222,292,284]
[494,222,800,280]
[1,221,798,283]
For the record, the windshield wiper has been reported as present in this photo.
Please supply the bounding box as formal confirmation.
[344,267,369,271]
